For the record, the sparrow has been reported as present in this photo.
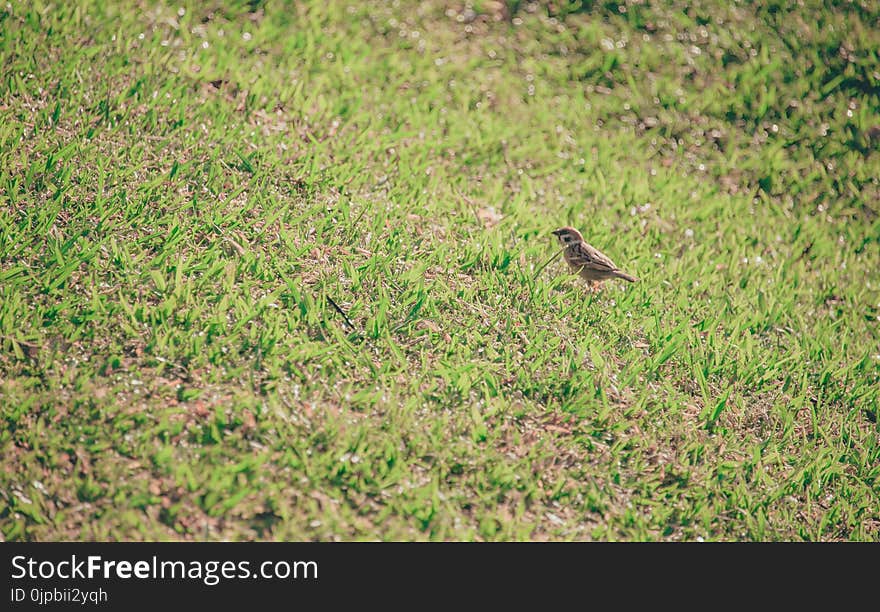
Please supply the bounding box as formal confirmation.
[552,226,638,287]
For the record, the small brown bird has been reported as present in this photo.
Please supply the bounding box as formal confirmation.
[552,227,638,288]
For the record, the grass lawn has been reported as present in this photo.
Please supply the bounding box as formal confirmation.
[1,0,878,541]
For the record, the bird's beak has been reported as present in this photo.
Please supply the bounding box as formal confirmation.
[551,229,563,236]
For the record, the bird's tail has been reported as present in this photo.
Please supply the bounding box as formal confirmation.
[614,270,638,283]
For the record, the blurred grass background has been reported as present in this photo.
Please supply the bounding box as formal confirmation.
[1,0,878,540]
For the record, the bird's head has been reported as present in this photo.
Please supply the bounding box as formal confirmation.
[552,226,584,247]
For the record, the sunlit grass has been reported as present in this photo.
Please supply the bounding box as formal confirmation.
[1,0,878,541]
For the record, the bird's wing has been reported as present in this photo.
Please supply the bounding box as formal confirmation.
[569,243,619,272]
